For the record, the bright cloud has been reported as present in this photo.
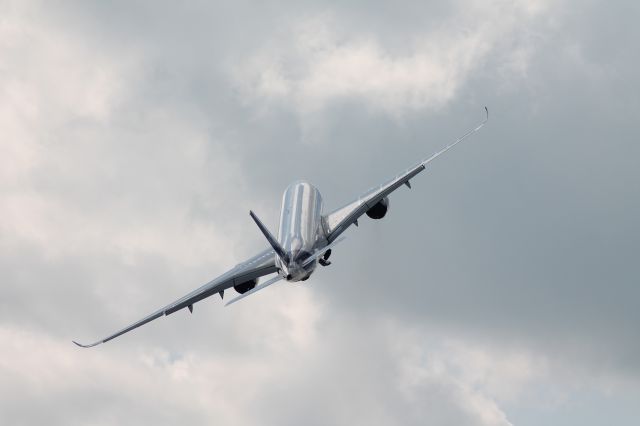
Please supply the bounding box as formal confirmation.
[234,1,551,117]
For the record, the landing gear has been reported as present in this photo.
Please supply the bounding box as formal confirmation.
[319,249,332,267]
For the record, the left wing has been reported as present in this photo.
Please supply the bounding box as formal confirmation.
[323,107,488,243]
[73,247,277,347]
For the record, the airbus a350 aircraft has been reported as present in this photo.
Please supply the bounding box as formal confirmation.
[73,107,488,348]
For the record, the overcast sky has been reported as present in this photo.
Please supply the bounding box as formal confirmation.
[1,0,639,425]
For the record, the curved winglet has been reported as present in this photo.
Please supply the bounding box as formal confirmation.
[72,340,103,348]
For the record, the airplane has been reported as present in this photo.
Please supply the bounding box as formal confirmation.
[73,107,488,348]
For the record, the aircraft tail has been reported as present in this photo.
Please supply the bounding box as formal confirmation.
[249,210,288,264]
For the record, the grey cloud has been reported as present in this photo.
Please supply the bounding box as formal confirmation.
[1,1,639,425]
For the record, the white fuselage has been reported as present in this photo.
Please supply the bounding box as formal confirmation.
[276,181,324,281]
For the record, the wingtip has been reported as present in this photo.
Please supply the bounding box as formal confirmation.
[484,106,489,121]
[72,340,102,348]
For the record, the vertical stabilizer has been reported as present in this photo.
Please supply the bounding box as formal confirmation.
[249,211,287,264]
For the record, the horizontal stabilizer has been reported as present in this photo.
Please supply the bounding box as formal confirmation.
[302,236,346,267]
[225,275,283,306]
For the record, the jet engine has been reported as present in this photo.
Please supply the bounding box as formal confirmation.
[366,197,389,219]
[234,278,257,294]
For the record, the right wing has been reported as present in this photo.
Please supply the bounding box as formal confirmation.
[73,248,277,348]
[323,107,488,243]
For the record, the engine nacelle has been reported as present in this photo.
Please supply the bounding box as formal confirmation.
[366,197,389,220]
[234,278,257,294]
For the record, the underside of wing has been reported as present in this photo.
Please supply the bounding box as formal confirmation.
[73,248,277,348]
[322,165,423,242]
[323,107,488,243]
